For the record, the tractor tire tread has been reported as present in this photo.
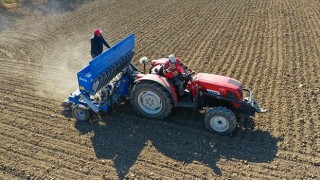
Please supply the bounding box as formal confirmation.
[131,81,173,119]
[204,106,237,135]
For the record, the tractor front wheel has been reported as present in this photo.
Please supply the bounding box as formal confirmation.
[72,104,91,122]
[131,81,173,119]
[204,107,237,135]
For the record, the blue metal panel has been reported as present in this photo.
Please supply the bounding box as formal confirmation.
[118,75,130,96]
[68,89,81,104]
[77,34,135,94]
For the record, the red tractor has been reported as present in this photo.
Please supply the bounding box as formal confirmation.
[130,57,267,135]
[62,34,266,136]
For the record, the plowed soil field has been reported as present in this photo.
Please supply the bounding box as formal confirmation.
[1,0,319,179]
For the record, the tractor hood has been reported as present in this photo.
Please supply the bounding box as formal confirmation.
[195,73,243,91]
[191,73,243,102]
[192,73,267,113]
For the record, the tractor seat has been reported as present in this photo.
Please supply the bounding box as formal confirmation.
[156,65,164,76]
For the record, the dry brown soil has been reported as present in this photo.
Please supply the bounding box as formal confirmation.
[0,0,319,179]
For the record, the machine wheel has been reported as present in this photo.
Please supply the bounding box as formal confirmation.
[204,107,237,135]
[131,81,173,119]
[72,104,91,122]
[61,100,72,111]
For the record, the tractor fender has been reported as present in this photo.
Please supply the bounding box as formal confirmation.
[135,74,178,107]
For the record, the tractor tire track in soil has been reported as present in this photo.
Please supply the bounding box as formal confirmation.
[0,0,319,179]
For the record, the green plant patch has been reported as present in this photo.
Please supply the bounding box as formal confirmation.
[0,0,22,9]
[1,0,20,4]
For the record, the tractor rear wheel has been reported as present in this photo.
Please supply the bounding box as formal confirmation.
[72,104,91,122]
[204,107,237,135]
[131,81,173,119]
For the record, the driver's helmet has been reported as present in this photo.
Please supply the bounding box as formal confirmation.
[168,54,177,63]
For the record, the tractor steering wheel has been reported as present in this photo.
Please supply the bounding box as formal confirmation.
[182,72,193,83]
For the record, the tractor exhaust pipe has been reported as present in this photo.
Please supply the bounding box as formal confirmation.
[139,56,149,74]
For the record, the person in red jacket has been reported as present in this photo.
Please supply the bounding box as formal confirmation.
[163,54,185,97]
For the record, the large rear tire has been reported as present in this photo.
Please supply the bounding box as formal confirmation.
[204,107,237,135]
[131,81,173,119]
[72,104,91,122]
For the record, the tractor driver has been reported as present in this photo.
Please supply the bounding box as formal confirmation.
[162,54,186,97]
[90,28,111,59]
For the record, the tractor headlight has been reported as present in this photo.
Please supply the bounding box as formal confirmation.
[226,91,238,101]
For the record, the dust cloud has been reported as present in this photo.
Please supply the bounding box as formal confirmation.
[37,38,91,101]
[23,0,88,14]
